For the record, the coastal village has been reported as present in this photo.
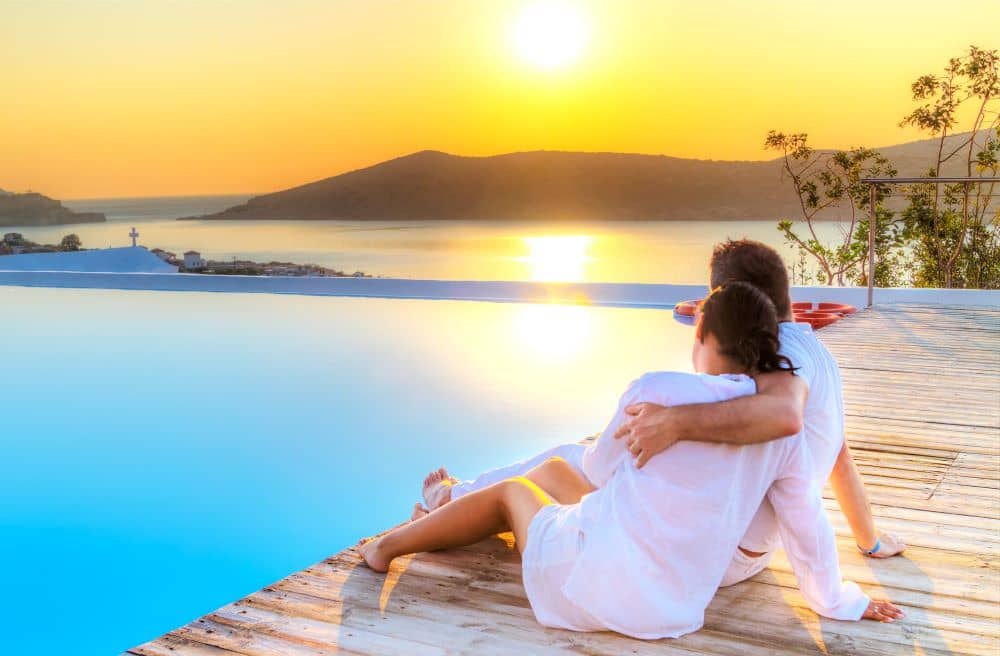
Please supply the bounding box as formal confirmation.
[1,229,371,278]
[151,247,370,277]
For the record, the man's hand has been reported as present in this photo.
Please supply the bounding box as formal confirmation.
[862,599,905,622]
[613,402,680,468]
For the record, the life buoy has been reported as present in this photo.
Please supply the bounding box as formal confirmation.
[676,299,855,329]
[673,299,703,317]
[672,312,696,327]
[818,302,857,315]
[792,301,857,316]
[794,311,842,329]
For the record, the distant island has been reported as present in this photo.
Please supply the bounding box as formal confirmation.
[0,189,106,227]
[181,134,971,222]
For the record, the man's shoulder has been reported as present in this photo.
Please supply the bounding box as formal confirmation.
[779,322,838,369]
[778,321,815,351]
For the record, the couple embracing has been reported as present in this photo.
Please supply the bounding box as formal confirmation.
[360,240,905,640]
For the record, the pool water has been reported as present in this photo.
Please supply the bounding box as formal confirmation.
[0,286,696,654]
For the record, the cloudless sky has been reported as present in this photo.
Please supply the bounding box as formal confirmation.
[2,0,997,198]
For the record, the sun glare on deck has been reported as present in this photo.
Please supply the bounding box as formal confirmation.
[521,235,594,282]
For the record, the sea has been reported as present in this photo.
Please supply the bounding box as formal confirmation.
[6,194,849,283]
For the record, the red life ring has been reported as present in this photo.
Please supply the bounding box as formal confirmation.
[674,299,703,317]
[794,311,841,329]
[817,302,857,315]
[792,302,857,316]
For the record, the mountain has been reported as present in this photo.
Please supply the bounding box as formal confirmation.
[185,151,799,222]
[187,131,992,223]
[866,130,995,178]
[0,191,106,227]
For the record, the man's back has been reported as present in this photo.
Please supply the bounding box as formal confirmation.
[778,321,846,480]
[735,322,846,557]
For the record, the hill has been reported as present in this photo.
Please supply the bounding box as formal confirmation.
[186,151,797,221]
[0,191,106,227]
[187,132,987,223]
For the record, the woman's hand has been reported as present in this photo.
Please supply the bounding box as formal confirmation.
[868,532,907,559]
[862,599,905,622]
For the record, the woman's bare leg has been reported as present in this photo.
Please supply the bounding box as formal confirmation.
[445,443,588,504]
[360,476,553,572]
[361,456,596,573]
[522,456,596,504]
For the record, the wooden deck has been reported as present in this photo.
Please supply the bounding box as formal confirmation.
[127,304,1000,656]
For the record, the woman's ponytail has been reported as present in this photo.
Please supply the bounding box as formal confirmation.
[698,282,797,374]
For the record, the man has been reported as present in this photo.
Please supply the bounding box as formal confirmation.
[422,239,904,583]
[615,239,904,583]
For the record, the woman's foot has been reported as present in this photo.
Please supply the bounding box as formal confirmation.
[411,502,429,520]
[358,537,392,573]
[422,467,458,510]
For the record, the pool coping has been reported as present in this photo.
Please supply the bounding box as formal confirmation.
[1,270,998,309]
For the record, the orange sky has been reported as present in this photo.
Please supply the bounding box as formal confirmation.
[1,0,997,199]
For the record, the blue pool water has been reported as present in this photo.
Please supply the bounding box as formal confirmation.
[0,286,696,654]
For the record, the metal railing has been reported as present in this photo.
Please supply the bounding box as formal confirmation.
[860,176,1000,306]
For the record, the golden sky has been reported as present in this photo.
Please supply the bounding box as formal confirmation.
[1,0,997,199]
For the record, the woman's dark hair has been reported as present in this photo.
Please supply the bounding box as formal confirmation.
[698,281,797,374]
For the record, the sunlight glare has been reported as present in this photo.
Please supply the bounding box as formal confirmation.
[513,303,594,360]
[512,1,590,70]
[521,235,594,282]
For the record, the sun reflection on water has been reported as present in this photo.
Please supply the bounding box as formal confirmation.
[520,235,594,282]
[512,302,595,360]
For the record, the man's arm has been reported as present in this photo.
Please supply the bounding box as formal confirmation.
[614,371,806,468]
[828,441,907,558]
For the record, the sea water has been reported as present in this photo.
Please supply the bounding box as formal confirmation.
[3,195,850,283]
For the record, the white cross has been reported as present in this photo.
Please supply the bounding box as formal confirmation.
[129,226,139,247]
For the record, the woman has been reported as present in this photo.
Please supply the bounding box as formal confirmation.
[360,282,902,639]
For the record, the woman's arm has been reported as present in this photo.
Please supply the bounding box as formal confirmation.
[829,441,907,558]
[581,379,645,488]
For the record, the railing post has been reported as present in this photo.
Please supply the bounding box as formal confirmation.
[868,184,876,307]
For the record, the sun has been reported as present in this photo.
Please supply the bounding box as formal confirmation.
[513,2,589,71]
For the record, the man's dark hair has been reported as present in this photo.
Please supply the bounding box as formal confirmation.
[709,239,791,319]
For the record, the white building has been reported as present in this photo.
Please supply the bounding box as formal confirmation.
[183,250,206,269]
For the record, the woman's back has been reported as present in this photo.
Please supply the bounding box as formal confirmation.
[562,371,866,639]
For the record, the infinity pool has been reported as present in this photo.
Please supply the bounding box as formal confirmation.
[0,286,696,654]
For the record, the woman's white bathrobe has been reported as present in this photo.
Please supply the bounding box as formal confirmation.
[518,371,868,639]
